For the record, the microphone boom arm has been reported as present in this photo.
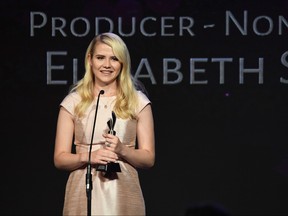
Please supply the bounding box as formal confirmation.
[86,90,104,216]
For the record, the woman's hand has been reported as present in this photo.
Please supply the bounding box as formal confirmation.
[102,133,123,155]
[90,147,118,165]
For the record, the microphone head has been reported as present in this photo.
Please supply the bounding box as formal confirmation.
[100,90,105,95]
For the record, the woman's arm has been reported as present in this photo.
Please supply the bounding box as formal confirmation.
[110,104,155,169]
[54,107,119,171]
[54,107,87,171]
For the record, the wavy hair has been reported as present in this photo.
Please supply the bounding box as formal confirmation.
[70,32,139,119]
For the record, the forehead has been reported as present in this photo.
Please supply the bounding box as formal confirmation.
[94,42,114,55]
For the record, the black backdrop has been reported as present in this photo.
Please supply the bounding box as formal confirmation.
[1,0,288,215]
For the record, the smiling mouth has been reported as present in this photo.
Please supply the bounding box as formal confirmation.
[101,70,113,74]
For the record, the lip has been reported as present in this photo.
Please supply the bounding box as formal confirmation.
[100,70,113,74]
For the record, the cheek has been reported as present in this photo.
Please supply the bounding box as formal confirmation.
[113,62,122,72]
[91,61,100,69]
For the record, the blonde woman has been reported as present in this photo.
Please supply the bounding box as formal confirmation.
[54,32,155,215]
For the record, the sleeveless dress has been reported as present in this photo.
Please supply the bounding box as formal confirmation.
[60,90,150,216]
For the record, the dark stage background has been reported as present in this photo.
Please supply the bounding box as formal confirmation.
[1,0,288,215]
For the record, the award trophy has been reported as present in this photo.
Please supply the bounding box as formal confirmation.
[96,111,121,173]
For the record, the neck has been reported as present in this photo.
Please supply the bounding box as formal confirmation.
[95,87,117,97]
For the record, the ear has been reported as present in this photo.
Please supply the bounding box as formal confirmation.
[88,54,92,66]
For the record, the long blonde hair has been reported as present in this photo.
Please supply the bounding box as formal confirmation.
[71,32,139,119]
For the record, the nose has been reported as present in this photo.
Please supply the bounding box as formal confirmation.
[103,59,111,68]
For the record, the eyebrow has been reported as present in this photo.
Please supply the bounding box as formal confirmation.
[95,54,116,57]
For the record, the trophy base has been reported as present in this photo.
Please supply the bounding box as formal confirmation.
[96,162,121,172]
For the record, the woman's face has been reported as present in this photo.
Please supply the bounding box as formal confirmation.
[89,42,122,86]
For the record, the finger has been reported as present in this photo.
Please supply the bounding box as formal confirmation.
[103,133,113,139]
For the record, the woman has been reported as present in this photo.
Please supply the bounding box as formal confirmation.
[54,32,155,215]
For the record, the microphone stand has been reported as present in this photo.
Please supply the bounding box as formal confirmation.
[86,90,104,216]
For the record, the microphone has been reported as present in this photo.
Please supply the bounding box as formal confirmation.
[86,89,104,216]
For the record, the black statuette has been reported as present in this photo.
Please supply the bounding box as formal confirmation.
[96,111,121,173]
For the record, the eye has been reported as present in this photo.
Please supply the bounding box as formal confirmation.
[111,56,119,61]
[96,55,104,60]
